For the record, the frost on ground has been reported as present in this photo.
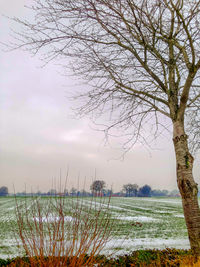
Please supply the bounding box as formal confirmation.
[0,196,191,259]
[35,215,74,222]
[102,238,190,256]
[117,216,159,222]
[0,238,23,260]
[174,214,185,218]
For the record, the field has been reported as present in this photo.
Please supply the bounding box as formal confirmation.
[0,196,189,260]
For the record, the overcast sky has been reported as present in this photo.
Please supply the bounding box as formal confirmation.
[1,0,200,193]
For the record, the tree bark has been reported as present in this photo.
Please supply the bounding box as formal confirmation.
[173,121,200,255]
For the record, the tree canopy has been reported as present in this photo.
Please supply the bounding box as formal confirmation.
[90,180,106,194]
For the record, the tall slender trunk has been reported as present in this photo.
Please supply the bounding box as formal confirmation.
[173,121,200,255]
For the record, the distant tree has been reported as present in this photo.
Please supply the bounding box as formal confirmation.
[0,186,8,196]
[162,190,169,196]
[138,185,152,197]
[70,187,77,196]
[36,191,42,196]
[47,189,57,196]
[102,189,113,197]
[90,180,106,196]
[64,189,69,196]
[16,191,26,196]
[123,184,138,197]
[151,189,169,197]
[169,189,180,197]
[152,190,162,197]
[77,191,81,197]
[123,184,130,197]
[80,189,91,197]
[106,189,113,197]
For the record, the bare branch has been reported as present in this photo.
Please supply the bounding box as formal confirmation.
[10,0,200,148]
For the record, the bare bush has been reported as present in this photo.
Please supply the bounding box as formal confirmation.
[14,194,114,266]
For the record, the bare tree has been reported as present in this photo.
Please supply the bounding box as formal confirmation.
[123,183,138,197]
[12,0,200,254]
[90,180,106,196]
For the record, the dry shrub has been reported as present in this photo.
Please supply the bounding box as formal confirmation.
[179,255,200,267]
[14,194,114,266]
[152,255,200,267]
[134,252,200,267]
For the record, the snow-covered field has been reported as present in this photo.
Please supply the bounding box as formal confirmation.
[0,196,189,259]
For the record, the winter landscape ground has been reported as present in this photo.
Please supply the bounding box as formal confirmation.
[0,196,189,260]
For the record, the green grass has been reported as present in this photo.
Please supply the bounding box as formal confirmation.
[0,196,189,259]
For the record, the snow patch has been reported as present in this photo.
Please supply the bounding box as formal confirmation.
[35,215,74,222]
[118,216,159,222]
[140,198,181,205]
[174,214,184,218]
[102,238,190,256]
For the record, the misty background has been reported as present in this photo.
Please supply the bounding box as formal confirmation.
[1,0,200,193]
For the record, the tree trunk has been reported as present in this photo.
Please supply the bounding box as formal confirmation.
[173,121,200,255]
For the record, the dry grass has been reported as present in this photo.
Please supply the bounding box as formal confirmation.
[180,256,200,267]
[14,194,114,266]
[132,252,200,267]
[147,256,200,267]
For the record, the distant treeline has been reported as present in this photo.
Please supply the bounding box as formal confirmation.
[1,181,182,197]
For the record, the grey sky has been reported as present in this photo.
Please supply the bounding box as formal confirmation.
[1,0,199,193]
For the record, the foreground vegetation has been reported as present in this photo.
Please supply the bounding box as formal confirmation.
[0,196,199,265]
[0,196,189,260]
[1,249,200,266]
